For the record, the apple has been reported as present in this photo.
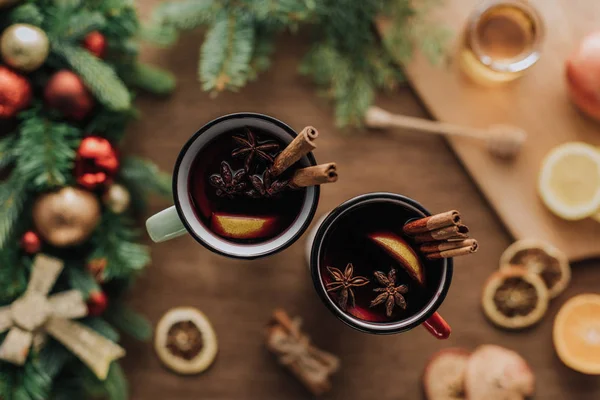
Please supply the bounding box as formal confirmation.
[565,31,600,121]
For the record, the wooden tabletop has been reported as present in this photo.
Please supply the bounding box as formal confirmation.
[121,5,600,399]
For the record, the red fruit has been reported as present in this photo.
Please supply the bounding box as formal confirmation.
[422,348,470,400]
[565,31,600,121]
[82,31,107,58]
[210,212,280,240]
[368,232,426,286]
[0,66,32,118]
[20,230,41,254]
[87,291,108,316]
[74,136,119,189]
[44,70,94,120]
[348,305,388,323]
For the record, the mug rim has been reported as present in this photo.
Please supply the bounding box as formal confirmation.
[309,192,453,334]
[172,112,320,259]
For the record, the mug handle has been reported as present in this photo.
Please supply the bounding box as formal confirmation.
[146,206,187,243]
[422,312,451,339]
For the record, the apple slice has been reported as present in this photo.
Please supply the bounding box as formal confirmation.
[368,232,425,286]
[210,212,280,240]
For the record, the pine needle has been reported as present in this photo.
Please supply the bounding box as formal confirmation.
[53,42,131,111]
[200,12,255,92]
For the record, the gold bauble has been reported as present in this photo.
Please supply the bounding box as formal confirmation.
[32,187,101,247]
[102,183,130,214]
[1,24,49,72]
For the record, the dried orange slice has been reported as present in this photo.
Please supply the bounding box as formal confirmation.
[154,307,218,375]
[482,267,549,330]
[500,239,571,298]
[553,294,600,375]
[423,348,469,400]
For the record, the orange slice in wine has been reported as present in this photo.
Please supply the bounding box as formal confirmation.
[368,232,425,285]
[210,213,280,240]
[553,294,600,375]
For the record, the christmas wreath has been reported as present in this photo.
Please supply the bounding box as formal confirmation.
[0,0,174,398]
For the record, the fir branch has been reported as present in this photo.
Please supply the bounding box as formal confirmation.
[67,267,101,298]
[14,112,79,189]
[248,26,275,81]
[119,156,171,212]
[53,42,131,111]
[84,108,137,141]
[106,303,152,341]
[36,339,72,379]
[151,0,218,31]
[0,246,28,305]
[127,63,176,95]
[103,363,128,400]
[82,318,120,343]
[9,4,44,26]
[89,212,150,280]
[0,178,27,249]
[200,12,255,92]
[0,135,17,169]
[63,10,107,40]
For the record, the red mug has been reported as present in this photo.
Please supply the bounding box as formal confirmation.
[307,193,452,339]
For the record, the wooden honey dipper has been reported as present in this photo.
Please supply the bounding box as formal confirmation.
[364,106,527,159]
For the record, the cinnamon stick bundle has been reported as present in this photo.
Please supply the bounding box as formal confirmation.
[403,210,461,235]
[421,239,479,260]
[265,309,339,396]
[412,224,470,243]
[270,126,319,177]
[289,163,338,188]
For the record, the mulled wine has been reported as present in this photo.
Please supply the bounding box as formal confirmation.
[188,124,307,244]
[318,200,445,323]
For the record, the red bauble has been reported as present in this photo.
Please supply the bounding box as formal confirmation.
[74,136,119,189]
[82,31,107,58]
[44,70,94,120]
[20,231,41,254]
[87,291,108,316]
[0,66,32,118]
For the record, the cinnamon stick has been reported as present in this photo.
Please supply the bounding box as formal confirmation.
[265,309,339,396]
[270,126,318,177]
[289,163,338,188]
[424,242,479,260]
[420,239,478,254]
[412,224,470,243]
[403,210,461,235]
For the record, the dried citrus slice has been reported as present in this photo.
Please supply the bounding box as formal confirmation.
[423,348,470,400]
[482,267,549,330]
[464,345,535,400]
[553,294,600,375]
[538,142,600,220]
[500,239,571,298]
[154,307,218,375]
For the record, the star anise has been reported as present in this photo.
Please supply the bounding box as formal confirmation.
[325,263,370,311]
[232,128,280,171]
[370,267,408,317]
[246,171,289,198]
[209,161,247,198]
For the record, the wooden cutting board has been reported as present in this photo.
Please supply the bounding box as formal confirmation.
[378,0,600,262]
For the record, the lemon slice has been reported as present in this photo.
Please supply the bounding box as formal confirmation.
[538,142,600,220]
